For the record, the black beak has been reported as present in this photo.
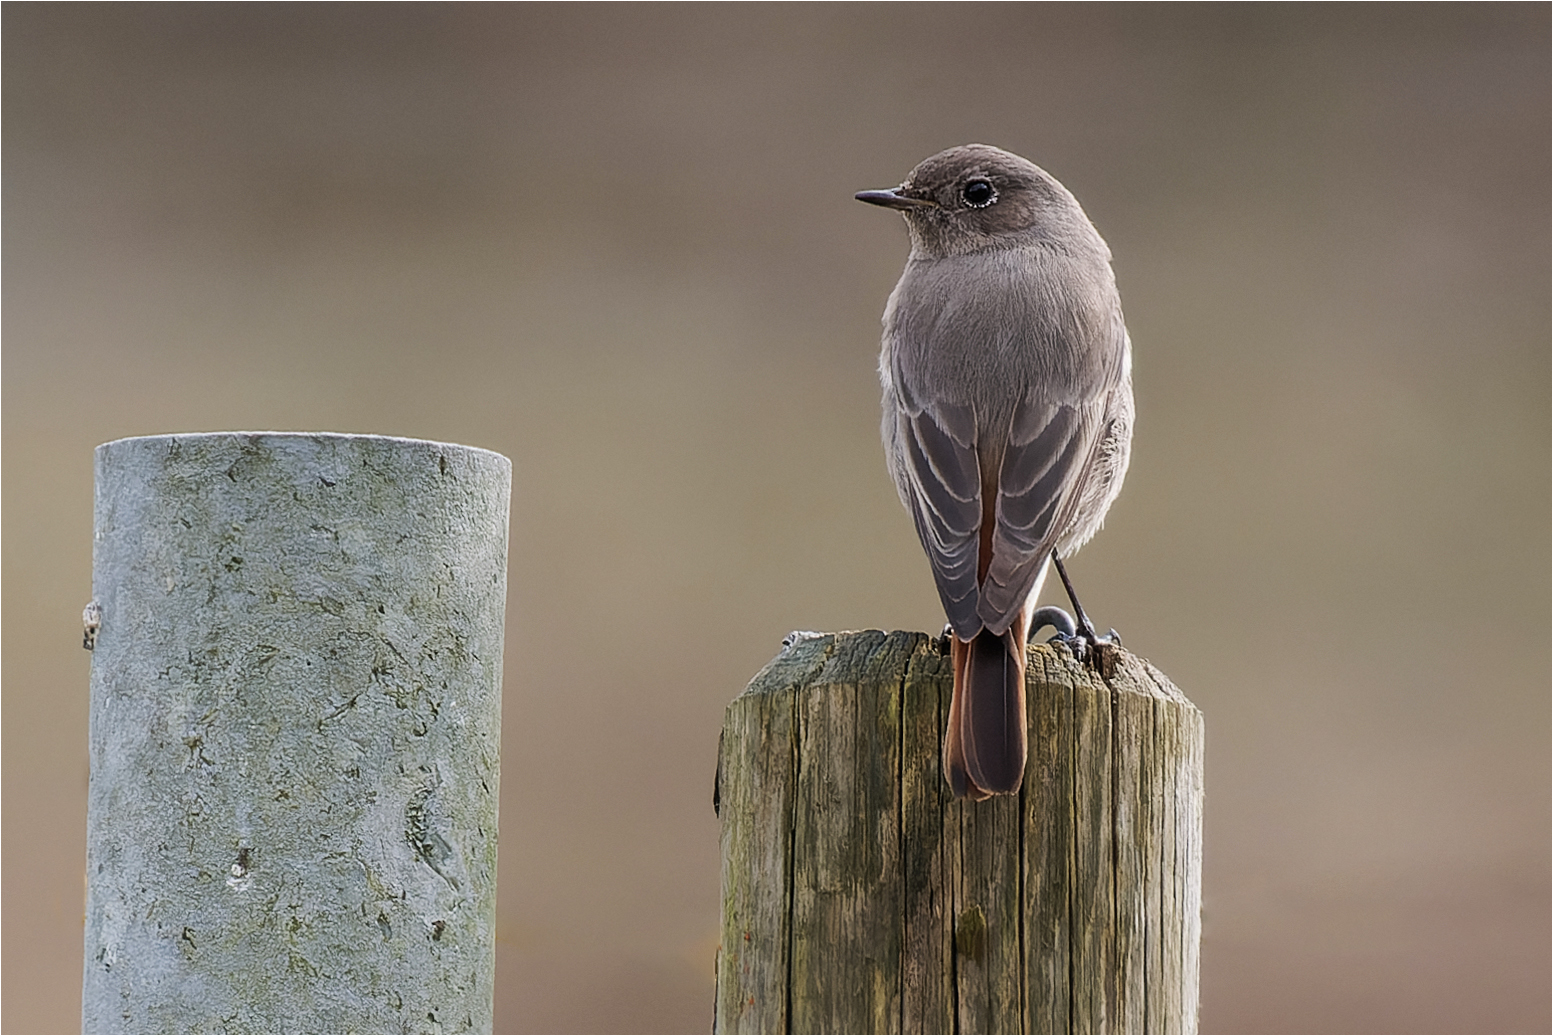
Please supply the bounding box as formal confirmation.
[855,188,937,211]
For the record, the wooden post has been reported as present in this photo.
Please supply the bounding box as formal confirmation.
[714,629,1202,1035]
[82,433,509,1034]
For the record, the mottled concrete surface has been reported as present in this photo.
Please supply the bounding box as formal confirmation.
[84,434,507,1033]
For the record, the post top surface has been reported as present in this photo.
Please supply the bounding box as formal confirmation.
[95,431,510,469]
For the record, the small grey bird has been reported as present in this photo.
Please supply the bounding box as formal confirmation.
[857,144,1134,801]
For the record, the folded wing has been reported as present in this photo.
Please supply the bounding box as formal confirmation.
[979,395,1106,634]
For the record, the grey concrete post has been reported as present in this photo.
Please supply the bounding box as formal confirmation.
[82,433,510,1035]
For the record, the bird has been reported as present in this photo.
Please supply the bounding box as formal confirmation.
[857,144,1134,801]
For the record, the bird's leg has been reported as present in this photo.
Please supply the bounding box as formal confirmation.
[1049,551,1121,659]
[1051,552,1098,640]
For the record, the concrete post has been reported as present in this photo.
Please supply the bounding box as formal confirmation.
[82,433,510,1034]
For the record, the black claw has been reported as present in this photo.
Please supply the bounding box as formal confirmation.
[1031,605,1077,640]
[1057,626,1122,660]
[1054,635,1088,666]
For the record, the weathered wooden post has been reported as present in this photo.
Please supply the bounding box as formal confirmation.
[714,629,1202,1035]
[82,433,509,1035]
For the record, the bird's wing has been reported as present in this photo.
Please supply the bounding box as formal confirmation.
[976,395,1109,633]
[891,380,983,639]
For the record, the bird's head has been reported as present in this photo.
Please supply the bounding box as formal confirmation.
[856,144,1098,260]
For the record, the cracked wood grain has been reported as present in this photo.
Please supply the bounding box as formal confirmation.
[716,630,1202,1035]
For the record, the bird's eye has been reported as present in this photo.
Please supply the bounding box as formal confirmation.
[961,178,996,208]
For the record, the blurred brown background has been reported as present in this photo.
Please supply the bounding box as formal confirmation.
[5,5,1548,1033]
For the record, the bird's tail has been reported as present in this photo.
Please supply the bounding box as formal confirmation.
[945,616,1029,800]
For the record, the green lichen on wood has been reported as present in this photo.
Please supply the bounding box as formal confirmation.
[715,630,1203,1035]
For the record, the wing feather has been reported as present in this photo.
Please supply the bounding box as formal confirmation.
[979,397,1105,632]
[894,399,983,638]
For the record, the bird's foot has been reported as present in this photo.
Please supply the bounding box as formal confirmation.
[1032,605,1121,673]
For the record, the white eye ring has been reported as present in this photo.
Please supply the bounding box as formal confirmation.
[961,178,997,208]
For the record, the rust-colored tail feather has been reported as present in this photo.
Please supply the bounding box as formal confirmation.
[945,620,1029,800]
